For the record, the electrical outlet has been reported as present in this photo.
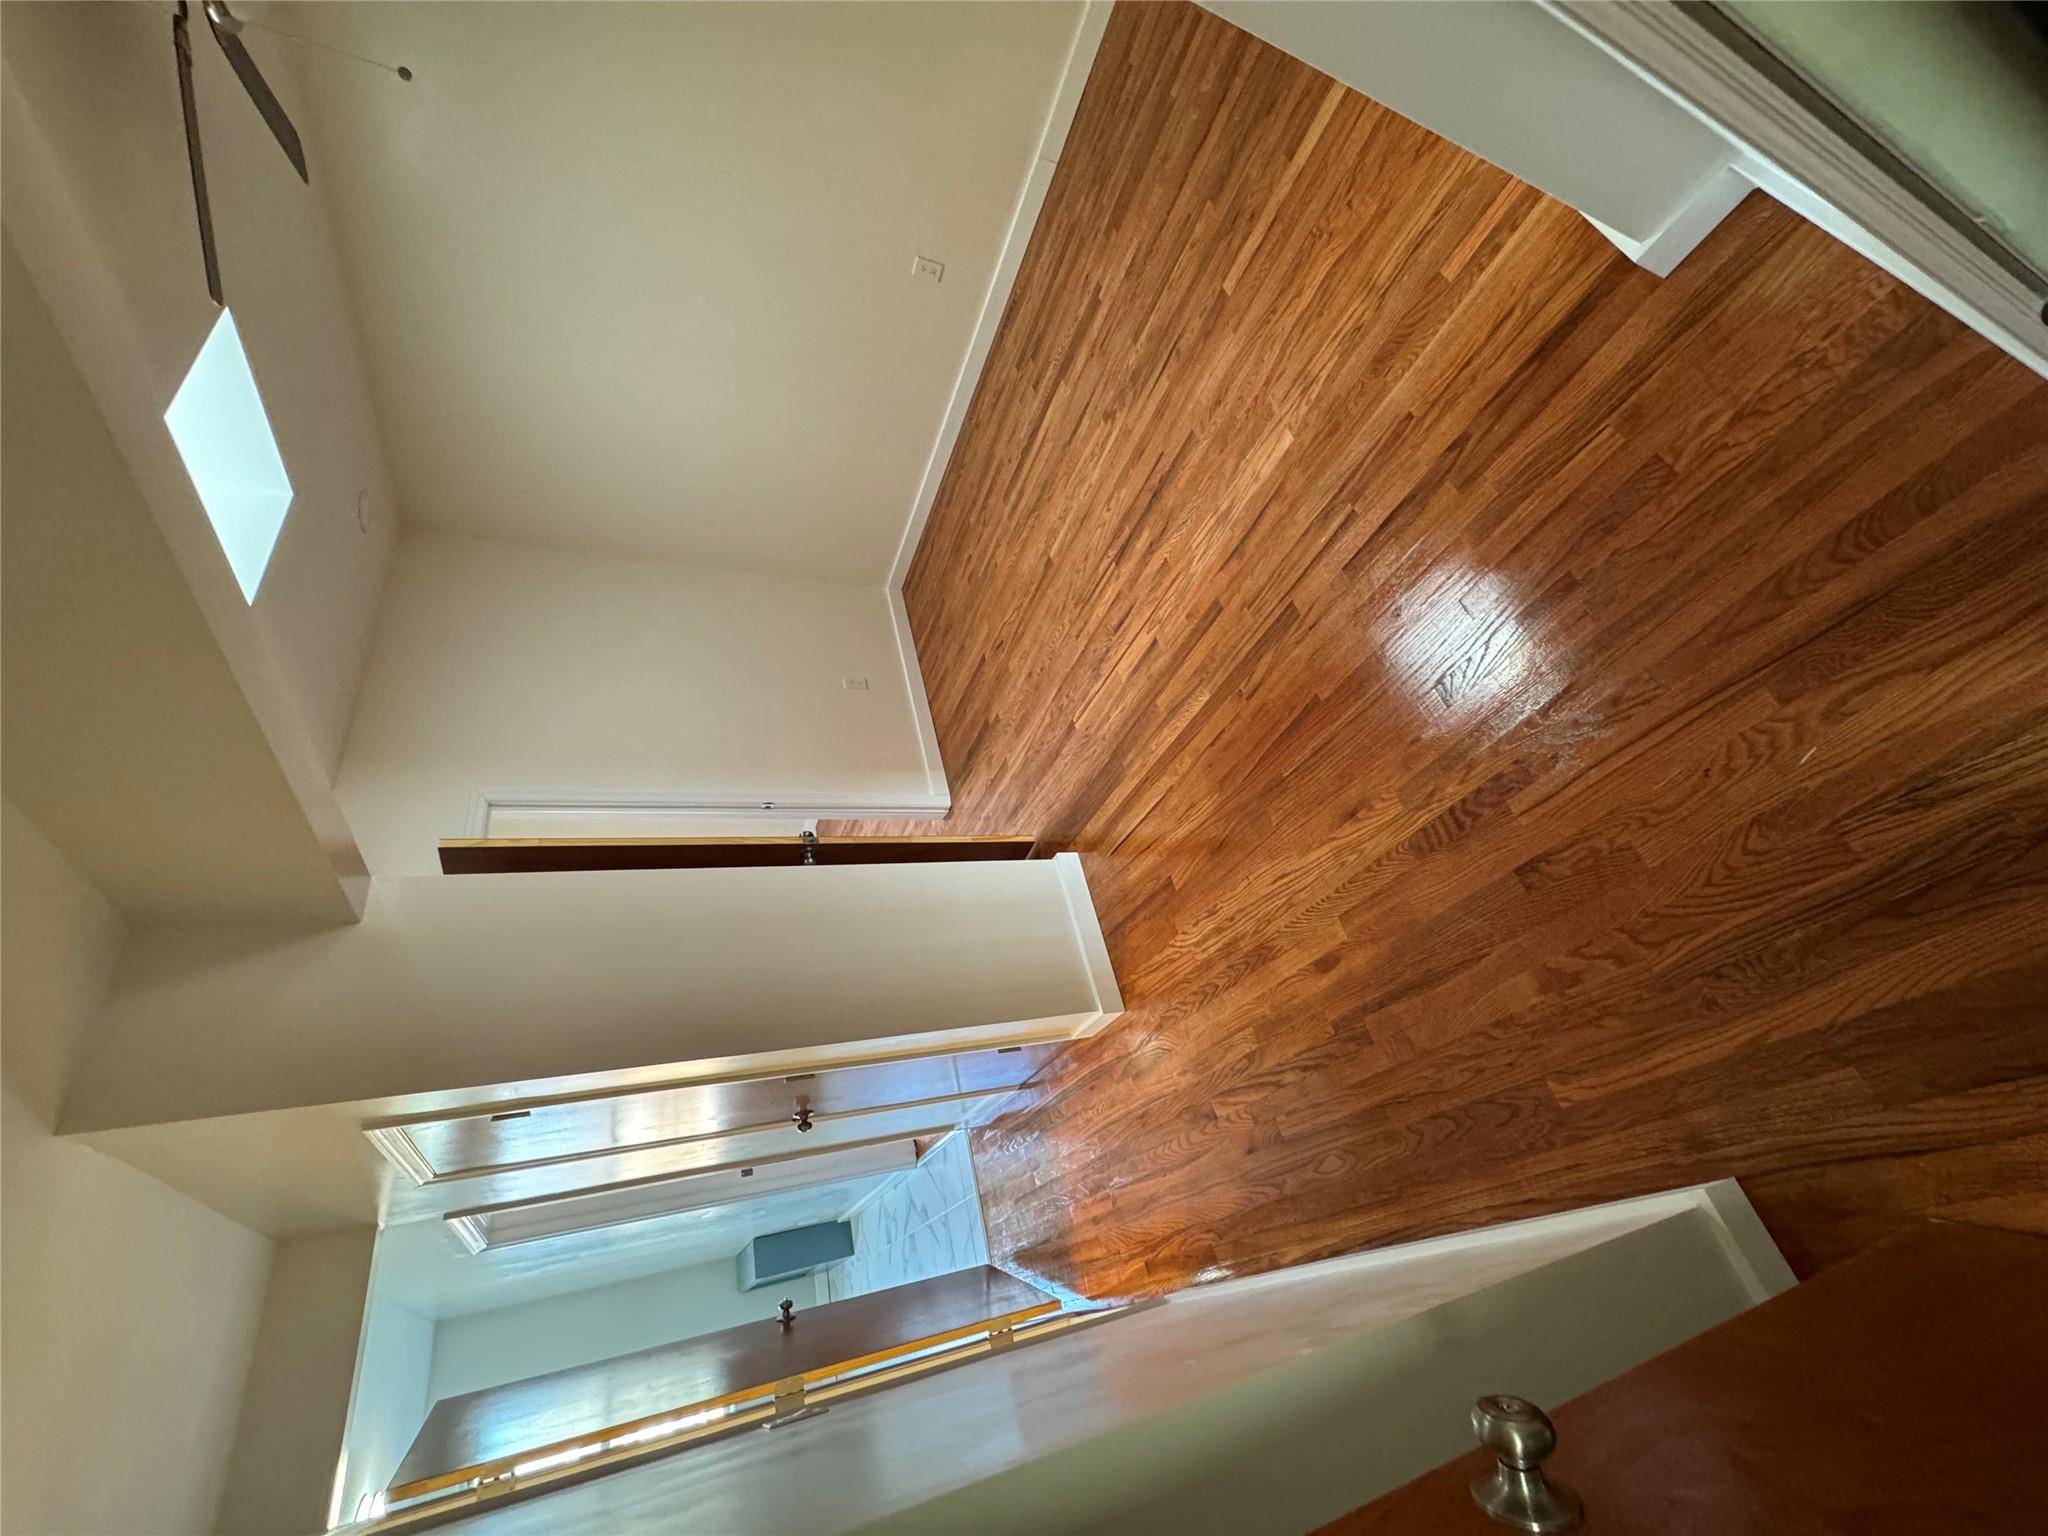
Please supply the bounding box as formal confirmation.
[911,254,945,284]
[842,675,870,691]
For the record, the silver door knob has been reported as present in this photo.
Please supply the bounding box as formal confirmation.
[1469,1396,1582,1532]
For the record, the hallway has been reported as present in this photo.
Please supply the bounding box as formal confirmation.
[834,1,2048,1298]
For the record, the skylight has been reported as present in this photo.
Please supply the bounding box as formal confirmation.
[164,309,294,603]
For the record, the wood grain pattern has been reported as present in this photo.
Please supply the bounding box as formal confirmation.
[437,836,1036,874]
[384,1045,1053,1179]
[389,1266,1054,1498]
[1324,1221,2048,1533]
[827,3,2048,1299]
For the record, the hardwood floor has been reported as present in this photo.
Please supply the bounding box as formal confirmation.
[831,2,2048,1297]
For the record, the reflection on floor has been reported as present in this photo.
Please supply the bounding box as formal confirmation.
[832,0,2048,1299]
[822,1132,990,1302]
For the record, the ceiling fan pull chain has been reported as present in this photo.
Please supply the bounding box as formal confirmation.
[208,4,415,83]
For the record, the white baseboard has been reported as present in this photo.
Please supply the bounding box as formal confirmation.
[1051,851,1124,1028]
[1543,0,2047,381]
[888,587,952,806]
[880,2,1111,816]
[1740,158,2048,382]
[1690,1176,1799,1302]
[887,1,1113,590]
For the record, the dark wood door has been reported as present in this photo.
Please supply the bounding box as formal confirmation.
[372,1044,1054,1181]
[437,835,1037,874]
[1322,1222,2047,1535]
[388,1266,1056,1501]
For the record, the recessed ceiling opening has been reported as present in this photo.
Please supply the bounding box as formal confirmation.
[163,308,294,603]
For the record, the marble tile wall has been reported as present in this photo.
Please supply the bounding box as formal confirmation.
[822,1131,990,1302]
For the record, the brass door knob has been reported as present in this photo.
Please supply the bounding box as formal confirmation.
[1469,1396,1582,1532]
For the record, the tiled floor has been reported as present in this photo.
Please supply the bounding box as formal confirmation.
[822,1132,990,1302]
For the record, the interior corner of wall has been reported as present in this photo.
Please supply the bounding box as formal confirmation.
[1584,210,1650,265]
[1586,160,1754,279]
[1039,1,1116,168]
[1052,851,1123,1022]
[887,586,952,806]
[1690,1178,1799,1302]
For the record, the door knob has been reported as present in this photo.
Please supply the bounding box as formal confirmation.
[1469,1395,1582,1532]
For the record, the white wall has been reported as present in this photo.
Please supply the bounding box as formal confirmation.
[0,801,274,1536]
[0,2,399,782]
[427,1260,823,1408]
[0,798,124,1126]
[1726,0,2048,272]
[335,1283,435,1527]
[2,233,360,927]
[216,1227,378,1536]
[290,1,1086,585]
[66,856,1112,1130]
[337,530,939,878]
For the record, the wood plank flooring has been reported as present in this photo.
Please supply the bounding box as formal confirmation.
[830,2,2048,1297]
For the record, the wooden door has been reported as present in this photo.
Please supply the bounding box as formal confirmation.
[1321,1222,2046,1535]
[437,835,1038,874]
[388,1266,1056,1501]
[368,1044,1054,1183]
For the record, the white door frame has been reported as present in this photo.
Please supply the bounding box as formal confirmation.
[1541,0,2048,380]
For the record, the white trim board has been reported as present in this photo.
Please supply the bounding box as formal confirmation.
[888,586,950,804]
[872,1,1111,808]
[461,793,948,840]
[1180,1178,1796,1311]
[1053,851,1124,1029]
[1741,157,2048,377]
[1585,160,1755,280]
[886,0,1113,591]
[1541,0,2047,381]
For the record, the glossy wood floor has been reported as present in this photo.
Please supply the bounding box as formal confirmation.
[832,2,2048,1297]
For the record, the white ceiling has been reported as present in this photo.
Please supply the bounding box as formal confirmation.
[287,1,1084,581]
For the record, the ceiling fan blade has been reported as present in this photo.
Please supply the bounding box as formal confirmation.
[172,5,224,306]
[205,5,309,182]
